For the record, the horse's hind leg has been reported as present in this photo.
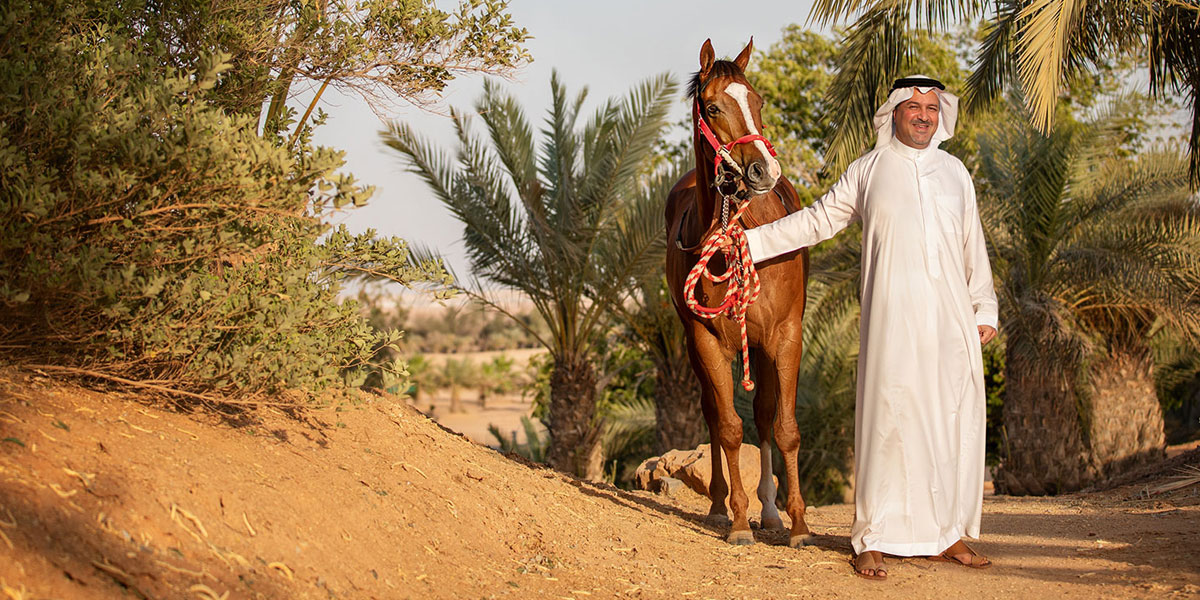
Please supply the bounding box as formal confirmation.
[763,335,813,547]
[686,329,752,545]
[751,351,785,532]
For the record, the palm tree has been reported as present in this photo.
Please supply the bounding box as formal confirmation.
[809,1,1200,187]
[440,357,478,414]
[382,72,676,479]
[620,274,708,454]
[976,95,1200,494]
[591,155,710,455]
[477,354,516,409]
[405,354,433,404]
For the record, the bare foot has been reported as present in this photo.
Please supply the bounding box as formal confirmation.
[853,550,887,580]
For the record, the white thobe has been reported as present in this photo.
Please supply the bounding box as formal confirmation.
[744,137,998,556]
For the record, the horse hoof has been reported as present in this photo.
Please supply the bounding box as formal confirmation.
[727,530,755,546]
[789,534,814,548]
[761,516,785,531]
[705,513,732,528]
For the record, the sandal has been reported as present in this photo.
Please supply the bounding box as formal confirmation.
[852,550,888,580]
[929,540,991,569]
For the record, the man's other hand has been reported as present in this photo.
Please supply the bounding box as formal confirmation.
[978,325,997,345]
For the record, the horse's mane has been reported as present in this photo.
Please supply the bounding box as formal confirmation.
[687,60,745,101]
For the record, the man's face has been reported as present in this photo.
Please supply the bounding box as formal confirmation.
[892,89,940,149]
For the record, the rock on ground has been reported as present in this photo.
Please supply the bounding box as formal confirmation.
[635,443,777,512]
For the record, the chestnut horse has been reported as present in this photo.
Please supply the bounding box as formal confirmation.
[665,39,812,547]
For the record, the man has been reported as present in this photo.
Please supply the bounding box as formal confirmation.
[740,75,998,580]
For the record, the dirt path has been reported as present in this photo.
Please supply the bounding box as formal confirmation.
[0,368,1196,599]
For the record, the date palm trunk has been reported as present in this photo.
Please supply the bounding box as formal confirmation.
[996,347,1097,495]
[1086,350,1166,479]
[546,357,604,480]
[653,361,705,454]
[998,342,1169,495]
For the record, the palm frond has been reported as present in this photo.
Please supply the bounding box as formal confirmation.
[592,160,685,306]
[964,0,1021,114]
[477,79,540,206]
[579,73,678,213]
[979,88,1200,372]
[599,394,657,460]
[1067,145,1188,232]
[571,75,678,345]
[539,71,583,208]
[1013,0,1089,132]
[1059,184,1200,340]
[1146,2,1200,187]
[809,0,984,28]
[379,121,457,204]
[822,4,913,174]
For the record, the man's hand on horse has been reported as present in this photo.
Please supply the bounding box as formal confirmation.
[978,325,997,345]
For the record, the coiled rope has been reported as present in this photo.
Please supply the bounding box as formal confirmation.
[682,195,760,391]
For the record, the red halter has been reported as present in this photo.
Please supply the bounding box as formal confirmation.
[694,102,777,179]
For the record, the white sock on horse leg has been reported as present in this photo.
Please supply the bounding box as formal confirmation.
[758,442,781,524]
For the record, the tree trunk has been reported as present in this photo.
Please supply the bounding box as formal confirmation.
[1086,351,1166,480]
[995,350,1098,495]
[449,384,462,414]
[653,361,706,454]
[545,357,604,481]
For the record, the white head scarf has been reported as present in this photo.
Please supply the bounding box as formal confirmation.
[873,74,959,150]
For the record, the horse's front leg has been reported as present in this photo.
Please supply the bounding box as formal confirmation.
[764,332,813,547]
[686,325,752,545]
[750,349,785,532]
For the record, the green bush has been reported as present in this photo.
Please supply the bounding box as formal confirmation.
[0,3,450,397]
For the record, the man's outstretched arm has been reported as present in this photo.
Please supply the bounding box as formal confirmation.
[742,162,863,263]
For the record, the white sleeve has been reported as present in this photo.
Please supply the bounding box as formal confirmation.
[744,163,862,263]
[962,178,999,329]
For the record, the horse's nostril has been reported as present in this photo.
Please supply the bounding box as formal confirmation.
[747,162,765,182]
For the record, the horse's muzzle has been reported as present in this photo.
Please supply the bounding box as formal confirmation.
[744,159,777,195]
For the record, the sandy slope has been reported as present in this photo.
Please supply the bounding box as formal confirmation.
[0,367,1197,600]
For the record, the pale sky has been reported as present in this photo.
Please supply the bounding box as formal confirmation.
[307,0,822,281]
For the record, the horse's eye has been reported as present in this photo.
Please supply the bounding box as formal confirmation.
[706,104,720,116]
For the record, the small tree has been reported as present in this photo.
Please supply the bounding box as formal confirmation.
[0,4,449,396]
[440,358,479,414]
[0,1,528,400]
[405,354,434,403]
[477,354,516,408]
[88,0,530,142]
[384,72,677,479]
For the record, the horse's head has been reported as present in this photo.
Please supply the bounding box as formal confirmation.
[691,38,781,198]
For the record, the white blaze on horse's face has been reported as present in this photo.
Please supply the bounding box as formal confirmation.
[722,82,782,182]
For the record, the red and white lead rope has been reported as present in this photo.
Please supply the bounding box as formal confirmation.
[682,197,761,391]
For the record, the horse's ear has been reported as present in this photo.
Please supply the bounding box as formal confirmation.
[734,37,753,71]
[699,39,715,78]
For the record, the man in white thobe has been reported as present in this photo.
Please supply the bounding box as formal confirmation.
[741,76,999,579]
